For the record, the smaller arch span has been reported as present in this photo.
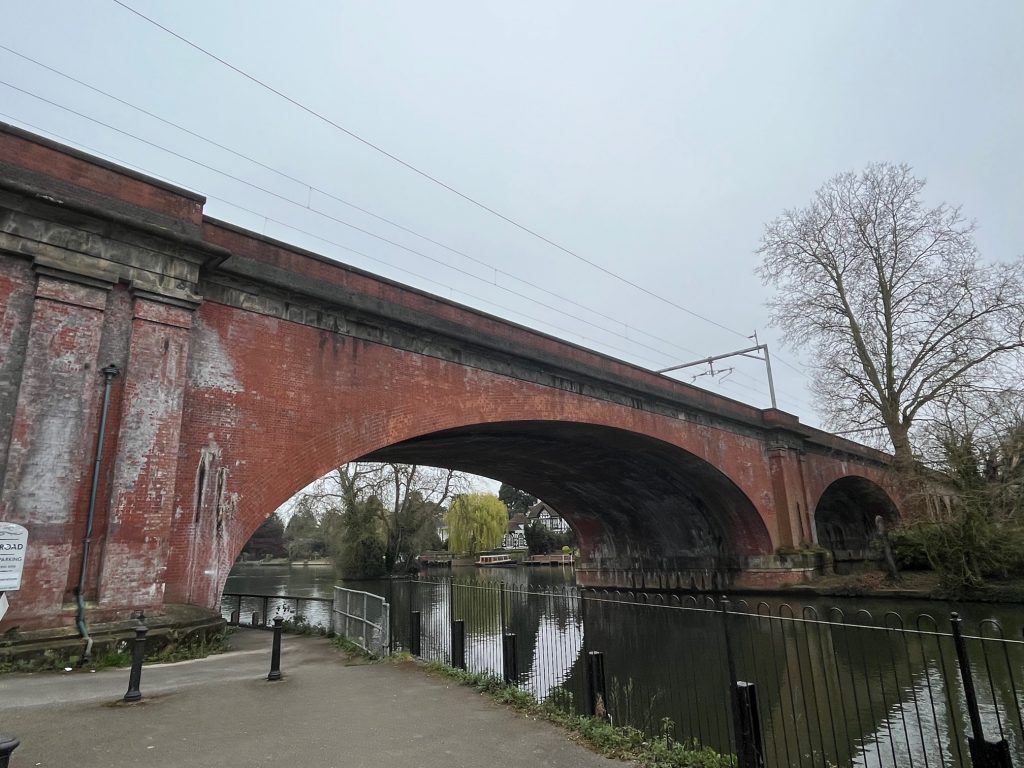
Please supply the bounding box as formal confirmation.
[813,476,898,566]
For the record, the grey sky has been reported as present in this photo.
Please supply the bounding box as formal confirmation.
[3,1,1023,432]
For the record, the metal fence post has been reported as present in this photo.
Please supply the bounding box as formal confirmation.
[410,610,422,656]
[586,650,608,720]
[0,736,19,768]
[950,612,1013,768]
[122,612,148,703]
[363,592,369,649]
[451,619,466,669]
[735,682,766,768]
[503,632,518,684]
[267,615,284,681]
[580,589,588,655]
[387,579,394,655]
[499,581,507,635]
[720,597,764,768]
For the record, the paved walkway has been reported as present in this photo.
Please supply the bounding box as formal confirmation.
[0,629,624,768]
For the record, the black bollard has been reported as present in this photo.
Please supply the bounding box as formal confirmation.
[451,619,465,670]
[586,651,608,720]
[950,613,1013,768]
[267,615,283,681]
[410,610,421,656]
[734,682,766,768]
[502,632,518,684]
[0,735,20,768]
[122,611,148,703]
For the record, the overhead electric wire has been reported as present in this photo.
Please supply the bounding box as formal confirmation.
[3,47,814,409]
[2,78,738,373]
[2,37,811,397]
[0,106,697,374]
[0,66,813,411]
[0,43,710,364]
[111,0,795,348]
[2,100,810,411]
[5,106,792,413]
[1,110,676,368]
[1,95,810,411]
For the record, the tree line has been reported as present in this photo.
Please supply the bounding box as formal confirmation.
[240,467,571,578]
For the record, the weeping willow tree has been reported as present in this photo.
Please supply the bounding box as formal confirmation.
[447,493,507,554]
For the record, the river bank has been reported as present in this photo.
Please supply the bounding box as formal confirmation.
[229,558,1024,605]
[778,569,1024,604]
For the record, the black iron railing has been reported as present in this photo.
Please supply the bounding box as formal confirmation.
[390,576,1024,768]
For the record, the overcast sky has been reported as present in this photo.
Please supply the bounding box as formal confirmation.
[3,1,1023,433]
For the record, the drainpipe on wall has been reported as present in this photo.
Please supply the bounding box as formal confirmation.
[76,363,119,664]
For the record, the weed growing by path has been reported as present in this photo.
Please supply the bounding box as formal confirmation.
[419,662,733,768]
[0,629,228,674]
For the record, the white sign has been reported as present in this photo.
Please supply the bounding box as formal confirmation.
[0,593,7,622]
[0,523,28,591]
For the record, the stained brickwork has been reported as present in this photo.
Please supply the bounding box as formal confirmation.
[0,271,109,624]
[0,254,36,481]
[0,123,900,632]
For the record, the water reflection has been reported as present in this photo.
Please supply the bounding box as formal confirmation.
[221,563,1024,767]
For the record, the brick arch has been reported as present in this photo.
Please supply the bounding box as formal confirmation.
[0,126,903,631]
[364,420,774,562]
[811,475,899,558]
[170,304,783,607]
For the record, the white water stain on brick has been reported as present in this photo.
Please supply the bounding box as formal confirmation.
[13,411,80,525]
[110,334,188,516]
[187,317,241,393]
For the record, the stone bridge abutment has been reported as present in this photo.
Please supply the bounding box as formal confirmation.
[0,124,900,632]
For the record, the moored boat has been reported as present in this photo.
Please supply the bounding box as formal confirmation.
[475,553,516,567]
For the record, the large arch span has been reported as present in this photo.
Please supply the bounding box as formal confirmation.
[365,422,772,566]
[173,297,785,607]
[0,123,900,630]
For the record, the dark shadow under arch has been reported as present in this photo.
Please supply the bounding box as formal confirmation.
[361,420,773,570]
[814,476,898,559]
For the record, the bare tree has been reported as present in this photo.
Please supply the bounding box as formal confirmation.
[292,462,469,572]
[758,163,1024,470]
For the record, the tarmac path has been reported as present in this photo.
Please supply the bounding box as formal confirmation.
[0,628,625,768]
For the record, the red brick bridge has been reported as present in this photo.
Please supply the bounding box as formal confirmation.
[0,124,899,632]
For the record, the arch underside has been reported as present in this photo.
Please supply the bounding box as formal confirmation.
[814,476,898,559]
[362,421,773,571]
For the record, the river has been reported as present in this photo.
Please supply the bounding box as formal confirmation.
[222,562,1024,767]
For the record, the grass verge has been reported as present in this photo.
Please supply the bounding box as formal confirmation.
[418,659,732,767]
[325,635,733,766]
[0,629,229,674]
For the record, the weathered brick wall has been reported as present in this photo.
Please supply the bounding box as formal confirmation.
[0,273,110,625]
[168,300,790,608]
[97,297,194,611]
[0,123,901,632]
[0,254,35,481]
[0,122,206,631]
